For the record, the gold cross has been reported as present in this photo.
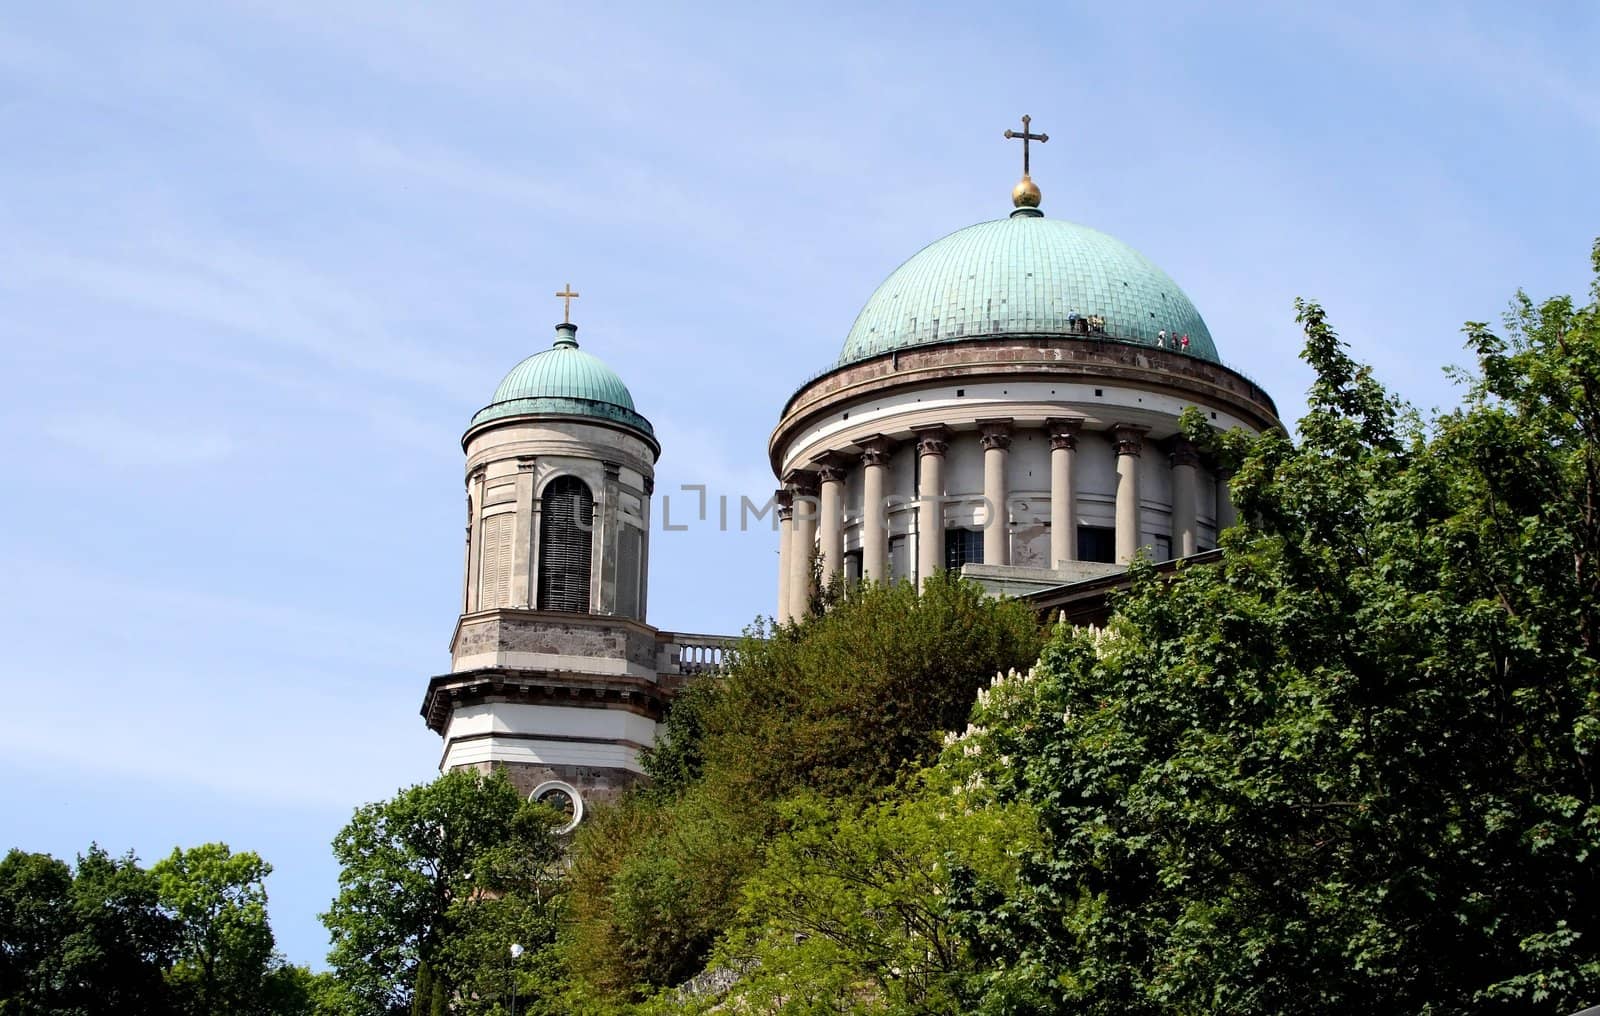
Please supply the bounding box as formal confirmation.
[555,283,580,324]
[1003,114,1049,176]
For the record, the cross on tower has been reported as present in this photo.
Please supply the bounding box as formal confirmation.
[555,283,580,324]
[1003,114,1049,176]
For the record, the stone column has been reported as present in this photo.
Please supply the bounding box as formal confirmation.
[1046,418,1081,568]
[859,437,892,583]
[913,426,949,586]
[511,457,536,607]
[786,471,819,619]
[1112,425,1148,564]
[1216,467,1238,533]
[817,458,848,586]
[978,419,1012,566]
[1168,437,1199,559]
[775,489,794,623]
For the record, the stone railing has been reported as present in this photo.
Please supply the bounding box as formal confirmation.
[657,631,737,677]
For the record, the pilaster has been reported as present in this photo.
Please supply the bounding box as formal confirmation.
[466,464,487,613]
[597,462,621,613]
[511,457,536,607]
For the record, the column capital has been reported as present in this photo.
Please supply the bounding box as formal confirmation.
[1111,424,1149,458]
[912,424,951,458]
[642,475,655,495]
[603,461,622,480]
[978,418,1013,451]
[784,469,820,498]
[859,435,894,467]
[1166,435,1201,469]
[1045,417,1083,451]
[814,453,850,485]
[516,455,537,473]
[468,463,488,482]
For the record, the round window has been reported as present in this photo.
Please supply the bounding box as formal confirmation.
[529,781,584,833]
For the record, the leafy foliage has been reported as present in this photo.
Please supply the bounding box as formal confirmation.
[636,673,719,800]
[935,265,1600,1014]
[565,574,1043,1002]
[566,784,759,999]
[322,767,568,1015]
[709,787,1042,1014]
[0,843,318,1016]
[702,572,1044,805]
[152,842,278,1014]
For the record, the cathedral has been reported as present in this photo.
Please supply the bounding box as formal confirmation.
[420,118,1281,829]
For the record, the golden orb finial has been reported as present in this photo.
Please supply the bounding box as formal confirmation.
[1012,175,1042,208]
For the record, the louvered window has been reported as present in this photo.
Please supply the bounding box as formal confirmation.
[539,477,594,612]
[478,513,513,608]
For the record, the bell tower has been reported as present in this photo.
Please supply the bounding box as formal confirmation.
[421,294,678,825]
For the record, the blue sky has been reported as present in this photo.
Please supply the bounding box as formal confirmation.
[1,0,1596,968]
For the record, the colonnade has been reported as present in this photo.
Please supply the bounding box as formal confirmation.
[775,419,1236,622]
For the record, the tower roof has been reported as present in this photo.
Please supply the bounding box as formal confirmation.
[837,208,1218,365]
[469,322,655,439]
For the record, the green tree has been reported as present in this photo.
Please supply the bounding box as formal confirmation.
[637,675,720,800]
[257,962,335,1016]
[702,572,1043,805]
[2,844,314,1016]
[0,850,75,1013]
[436,804,569,1016]
[939,256,1600,1014]
[704,787,1041,1015]
[566,574,1043,1000]
[152,843,277,1014]
[56,846,177,1016]
[322,768,567,1015]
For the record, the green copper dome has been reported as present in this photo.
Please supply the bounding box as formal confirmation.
[470,323,655,439]
[838,208,1218,364]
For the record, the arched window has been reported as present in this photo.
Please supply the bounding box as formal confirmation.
[538,476,594,612]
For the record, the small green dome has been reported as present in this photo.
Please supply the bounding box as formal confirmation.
[470,323,655,439]
[839,209,1218,364]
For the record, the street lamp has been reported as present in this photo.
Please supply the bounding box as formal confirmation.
[509,943,524,1016]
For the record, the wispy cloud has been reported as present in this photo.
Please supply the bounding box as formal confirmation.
[0,561,441,808]
[1290,5,1600,134]
[5,231,480,401]
[45,414,235,468]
